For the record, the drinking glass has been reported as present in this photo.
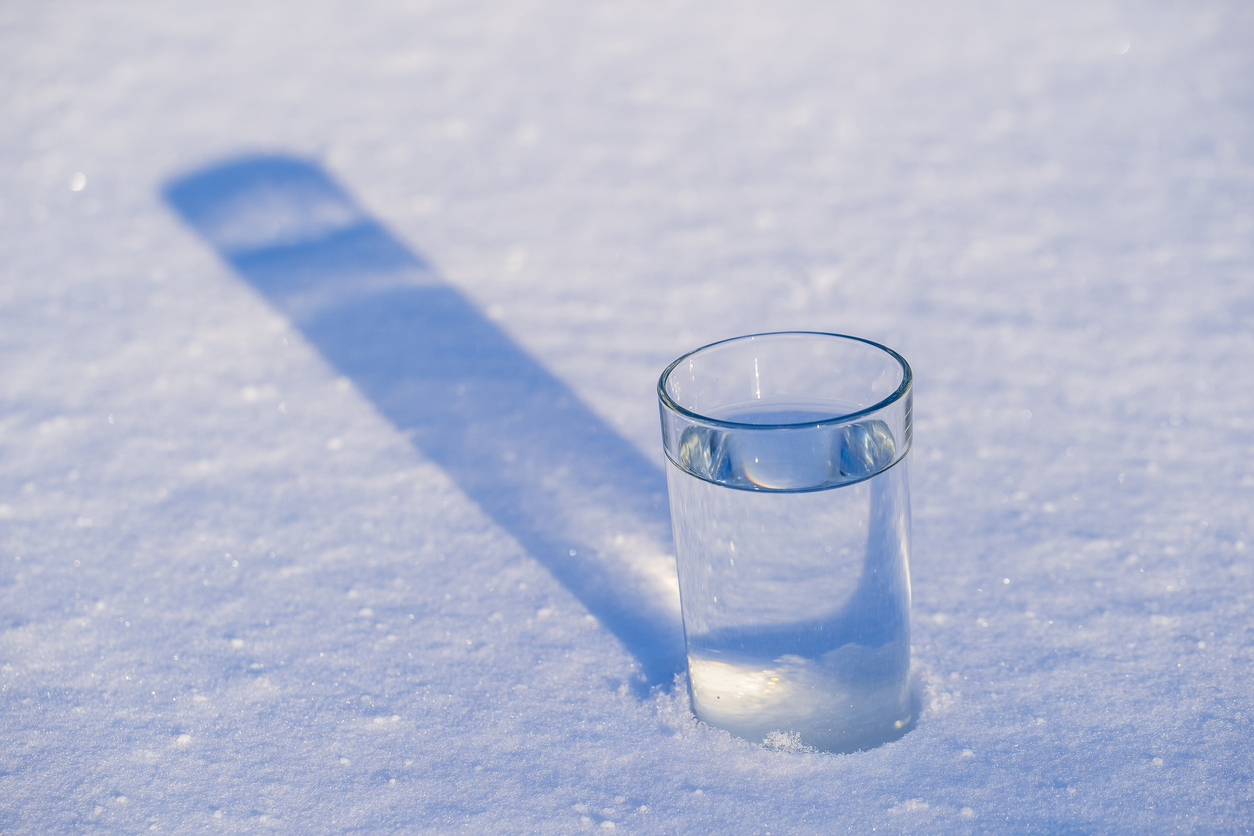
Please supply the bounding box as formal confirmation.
[658,332,913,752]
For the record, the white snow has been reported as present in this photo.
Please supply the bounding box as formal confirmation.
[2,0,1253,832]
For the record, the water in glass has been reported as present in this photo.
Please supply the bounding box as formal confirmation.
[666,403,911,752]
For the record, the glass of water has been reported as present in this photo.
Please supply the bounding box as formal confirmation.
[658,332,913,752]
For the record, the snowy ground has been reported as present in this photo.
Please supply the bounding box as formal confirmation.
[2,0,1253,832]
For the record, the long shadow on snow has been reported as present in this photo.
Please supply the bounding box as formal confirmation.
[163,154,684,687]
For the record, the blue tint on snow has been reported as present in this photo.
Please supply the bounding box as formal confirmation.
[164,155,684,686]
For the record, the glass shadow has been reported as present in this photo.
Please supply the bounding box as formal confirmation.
[163,154,684,687]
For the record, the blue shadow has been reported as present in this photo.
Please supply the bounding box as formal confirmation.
[164,154,684,686]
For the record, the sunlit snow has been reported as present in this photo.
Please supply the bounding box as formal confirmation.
[1,0,1252,832]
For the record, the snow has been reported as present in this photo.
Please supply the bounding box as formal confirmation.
[2,0,1252,832]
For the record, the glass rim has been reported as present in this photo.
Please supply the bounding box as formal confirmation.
[657,331,913,431]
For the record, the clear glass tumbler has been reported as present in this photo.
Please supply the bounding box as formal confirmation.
[658,332,913,752]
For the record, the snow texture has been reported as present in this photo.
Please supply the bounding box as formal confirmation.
[1,0,1252,832]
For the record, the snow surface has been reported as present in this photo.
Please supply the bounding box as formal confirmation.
[2,0,1253,832]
